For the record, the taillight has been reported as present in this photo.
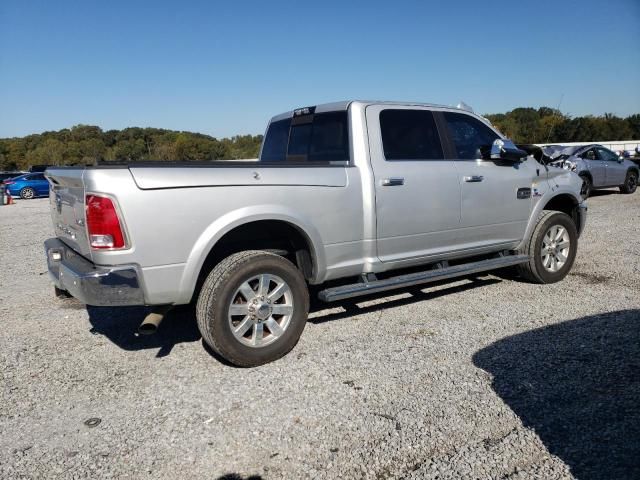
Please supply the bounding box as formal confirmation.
[4,181,15,185]
[85,194,126,249]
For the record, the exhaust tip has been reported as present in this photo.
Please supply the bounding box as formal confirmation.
[138,322,158,335]
[138,307,172,335]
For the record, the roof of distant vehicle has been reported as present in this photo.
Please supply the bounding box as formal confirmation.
[544,144,603,159]
[0,172,24,181]
[6,173,43,180]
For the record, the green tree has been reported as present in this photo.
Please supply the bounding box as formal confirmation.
[626,114,640,139]
[110,138,147,161]
[25,138,65,165]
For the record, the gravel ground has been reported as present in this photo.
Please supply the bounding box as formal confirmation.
[1,190,639,480]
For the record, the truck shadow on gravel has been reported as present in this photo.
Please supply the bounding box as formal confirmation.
[86,304,201,357]
[588,189,619,197]
[308,276,501,324]
[473,309,640,480]
[85,276,502,359]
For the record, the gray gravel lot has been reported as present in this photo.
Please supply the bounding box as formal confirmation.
[1,191,639,479]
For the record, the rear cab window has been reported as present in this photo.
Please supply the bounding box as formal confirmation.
[442,111,499,159]
[260,107,350,164]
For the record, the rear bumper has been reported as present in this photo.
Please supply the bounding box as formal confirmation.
[44,238,146,306]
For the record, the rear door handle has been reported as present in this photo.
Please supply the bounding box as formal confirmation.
[382,177,405,186]
[464,175,484,183]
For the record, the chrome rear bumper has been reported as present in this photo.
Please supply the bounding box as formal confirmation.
[44,238,145,306]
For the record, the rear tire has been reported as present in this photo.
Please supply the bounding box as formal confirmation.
[620,171,638,194]
[20,187,35,199]
[196,250,309,367]
[517,210,578,284]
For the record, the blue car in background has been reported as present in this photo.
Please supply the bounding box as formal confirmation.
[4,173,50,199]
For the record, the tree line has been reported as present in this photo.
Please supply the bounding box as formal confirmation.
[0,126,263,170]
[485,108,640,145]
[1,108,639,170]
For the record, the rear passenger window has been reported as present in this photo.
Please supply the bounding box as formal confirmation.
[442,112,499,159]
[260,111,350,163]
[379,110,444,160]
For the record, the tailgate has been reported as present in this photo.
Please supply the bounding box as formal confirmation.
[46,168,92,258]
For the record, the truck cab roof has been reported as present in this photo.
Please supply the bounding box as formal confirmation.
[269,100,476,122]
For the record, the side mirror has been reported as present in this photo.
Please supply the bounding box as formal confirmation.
[489,139,528,162]
[617,157,624,163]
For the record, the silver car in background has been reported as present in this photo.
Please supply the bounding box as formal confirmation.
[544,144,639,198]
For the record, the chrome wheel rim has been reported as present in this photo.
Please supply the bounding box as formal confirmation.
[22,188,34,199]
[228,273,294,348]
[541,225,571,273]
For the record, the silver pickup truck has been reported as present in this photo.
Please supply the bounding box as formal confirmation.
[45,100,587,366]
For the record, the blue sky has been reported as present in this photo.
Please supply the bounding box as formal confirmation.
[1,0,639,138]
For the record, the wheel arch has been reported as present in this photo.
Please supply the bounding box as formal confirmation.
[578,170,593,182]
[177,207,325,304]
[519,191,584,251]
[541,193,583,234]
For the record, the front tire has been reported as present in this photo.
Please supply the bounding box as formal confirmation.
[517,210,578,284]
[196,250,309,367]
[579,174,592,199]
[620,171,638,194]
[20,187,35,199]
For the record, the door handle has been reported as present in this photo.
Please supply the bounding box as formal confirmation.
[464,175,484,183]
[382,177,405,186]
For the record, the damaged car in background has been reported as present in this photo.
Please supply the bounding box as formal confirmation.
[538,144,639,198]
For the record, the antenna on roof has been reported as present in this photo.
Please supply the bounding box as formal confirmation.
[456,101,474,113]
[545,93,564,144]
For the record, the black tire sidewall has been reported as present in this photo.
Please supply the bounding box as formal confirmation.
[579,175,591,198]
[204,255,309,366]
[531,213,578,283]
[624,172,637,193]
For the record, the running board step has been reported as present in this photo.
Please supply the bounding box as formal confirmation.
[318,254,529,302]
